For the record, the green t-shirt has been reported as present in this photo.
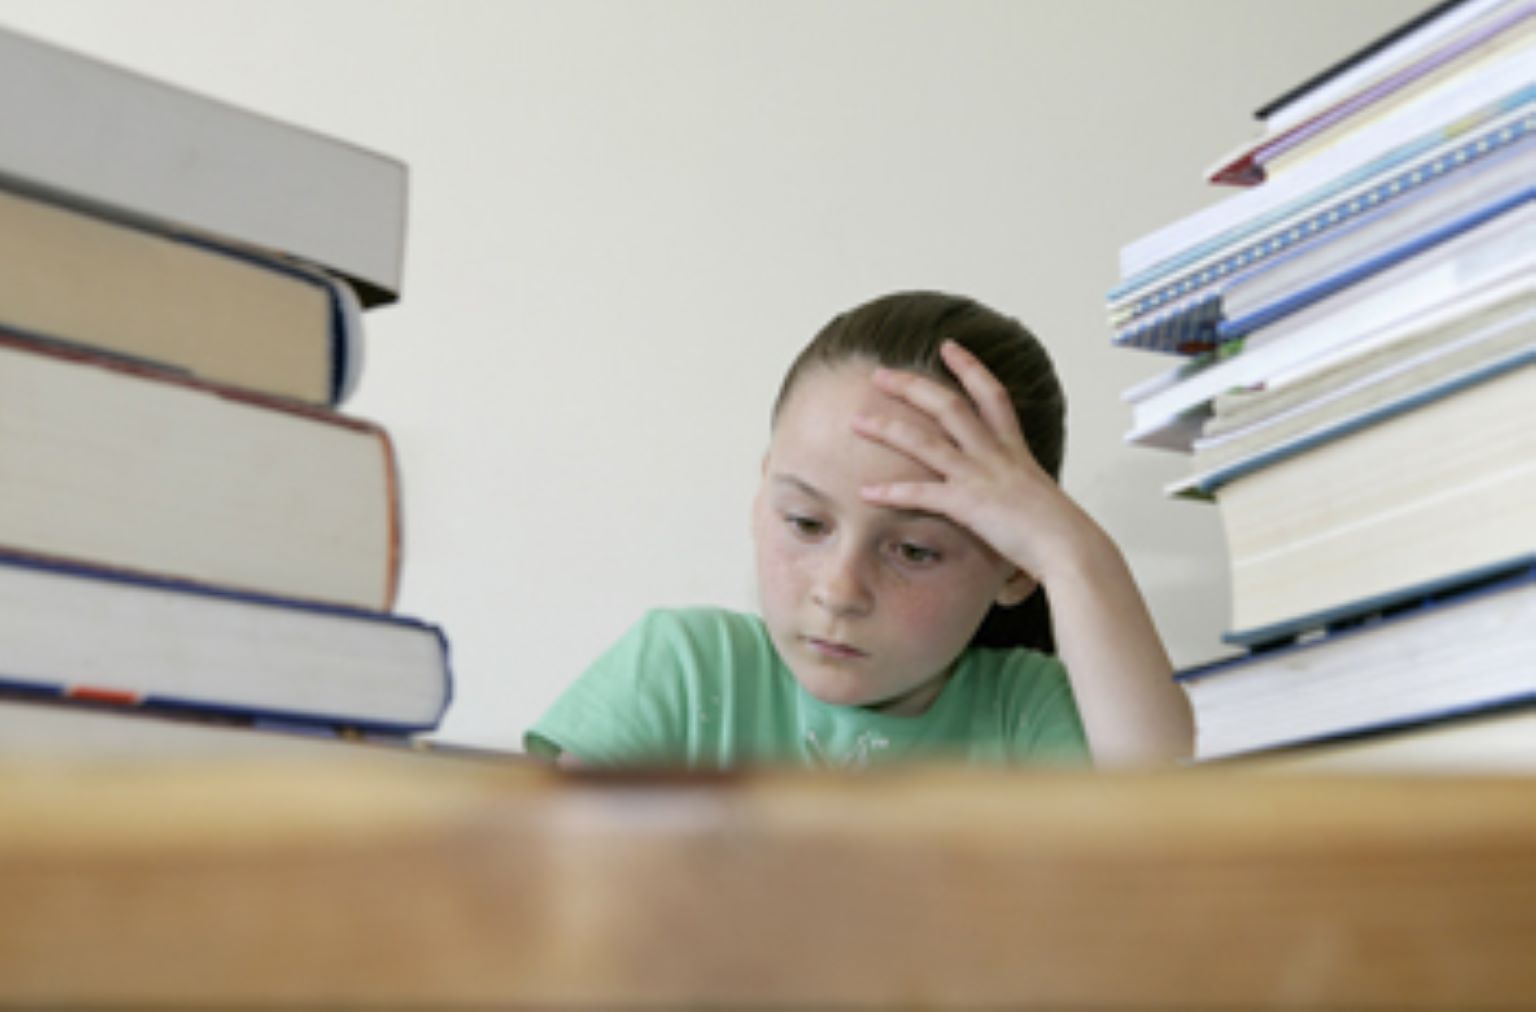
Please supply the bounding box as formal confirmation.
[525,607,1090,770]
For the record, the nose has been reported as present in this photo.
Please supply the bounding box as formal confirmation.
[811,543,873,618]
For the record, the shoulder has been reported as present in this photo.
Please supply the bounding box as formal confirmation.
[956,646,1078,724]
[956,647,1089,764]
[961,646,1071,692]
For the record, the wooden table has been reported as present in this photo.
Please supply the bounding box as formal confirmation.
[2,758,1533,1007]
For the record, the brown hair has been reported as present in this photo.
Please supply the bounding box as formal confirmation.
[772,291,1066,654]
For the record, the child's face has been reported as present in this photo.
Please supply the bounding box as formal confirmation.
[752,359,1019,716]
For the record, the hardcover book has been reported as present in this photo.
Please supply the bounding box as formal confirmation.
[0,25,407,305]
[1223,700,1536,773]
[0,553,451,734]
[0,184,361,406]
[0,333,400,610]
[0,691,439,761]
[1196,363,1536,642]
[1177,564,1536,759]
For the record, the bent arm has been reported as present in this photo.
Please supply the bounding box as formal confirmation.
[855,342,1195,767]
[1038,519,1194,768]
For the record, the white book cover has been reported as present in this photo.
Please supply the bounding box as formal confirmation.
[1124,209,1536,451]
[0,26,407,305]
[1259,0,1516,135]
[1116,46,1534,285]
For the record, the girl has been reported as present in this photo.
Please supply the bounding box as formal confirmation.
[526,292,1193,768]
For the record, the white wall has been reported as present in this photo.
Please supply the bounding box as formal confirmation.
[0,0,1425,749]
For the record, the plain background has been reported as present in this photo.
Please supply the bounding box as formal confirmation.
[0,0,1425,749]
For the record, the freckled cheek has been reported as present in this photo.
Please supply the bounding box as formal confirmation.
[754,537,811,605]
[881,583,967,638]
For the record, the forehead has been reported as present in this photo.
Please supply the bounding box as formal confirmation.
[768,360,944,492]
[776,358,935,428]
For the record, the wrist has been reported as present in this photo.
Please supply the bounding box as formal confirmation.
[1027,506,1121,588]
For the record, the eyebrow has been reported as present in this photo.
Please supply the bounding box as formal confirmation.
[769,473,959,528]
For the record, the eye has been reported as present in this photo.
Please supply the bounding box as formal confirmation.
[784,513,827,539]
[892,541,941,566]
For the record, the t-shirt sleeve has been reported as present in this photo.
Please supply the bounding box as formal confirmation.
[1011,656,1092,766]
[524,610,693,766]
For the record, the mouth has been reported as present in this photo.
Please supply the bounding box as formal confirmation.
[804,636,869,660]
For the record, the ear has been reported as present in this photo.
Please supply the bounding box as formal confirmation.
[995,568,1038,608]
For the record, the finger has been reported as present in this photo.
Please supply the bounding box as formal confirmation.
[938,340,1026,447]
[868,366,994,455]
[858,478,954,516]
[851,411,965,476]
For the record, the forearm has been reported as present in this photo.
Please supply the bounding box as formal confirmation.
[1040,525,1194,768]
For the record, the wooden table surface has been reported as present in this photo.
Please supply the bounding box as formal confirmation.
[2,757,1534,1007]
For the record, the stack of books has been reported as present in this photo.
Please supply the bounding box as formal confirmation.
[0,26,453,757]
[1106,0,1534,770]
